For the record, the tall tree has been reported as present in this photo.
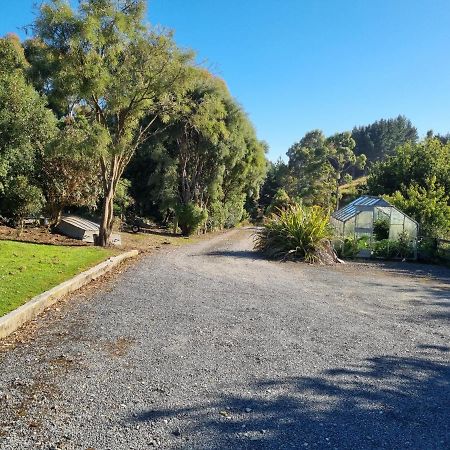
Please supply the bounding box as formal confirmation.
[214,94,267,228]
[259,159,289,210]
[285,130,365,209]
[286,130,333,207]
[352,115,418,168]
[426,129,450,145]
[326,132,366,209]
[172,72,229,212]
[125,69,267,233]
[0,34,56,219]
[41,116,103,224]
[29,0,192,245]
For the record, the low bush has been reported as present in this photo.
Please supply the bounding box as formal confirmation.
[175,202,208,236]
[0,176,45,228]
[418,237,450,264]
[373,218,390,240]
[254,204,333,263]
[372,232,414,259]
[335,235,370,259]
[265,188,294,215]
[418,237,438,261]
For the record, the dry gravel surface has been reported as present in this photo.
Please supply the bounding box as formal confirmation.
[0,227,449,449]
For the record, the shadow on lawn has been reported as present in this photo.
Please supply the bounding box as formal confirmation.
[131,348,450,449]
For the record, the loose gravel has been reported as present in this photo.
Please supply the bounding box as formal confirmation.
[0,227,449,449]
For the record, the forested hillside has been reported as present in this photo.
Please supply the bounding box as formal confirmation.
[260,123,450,240]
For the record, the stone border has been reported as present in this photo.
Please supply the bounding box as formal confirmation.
[0,250,139,339]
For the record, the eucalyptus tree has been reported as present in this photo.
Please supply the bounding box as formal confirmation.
[173,72,266,231]
[285,130,365,210]
[286,130,333,207]
[219,111,267,227]
[326,132,366,209]
[28,0,193,245]
[126,68,267,233]
[173,71,229,211]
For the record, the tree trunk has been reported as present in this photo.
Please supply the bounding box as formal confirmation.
[335,183,340,211]
[335,173,341,211]
[49,205,62,227]
[98,184,115,246]
[97,154,122,246]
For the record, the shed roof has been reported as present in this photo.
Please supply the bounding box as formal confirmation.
[332,196,391,222]
[59,215,99,232]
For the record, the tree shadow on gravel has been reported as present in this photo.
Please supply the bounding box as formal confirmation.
[203,250,264,260]
[404,289,449,323]
[131,348,450,449]
[360,260,450,285]
[358,262,449,324]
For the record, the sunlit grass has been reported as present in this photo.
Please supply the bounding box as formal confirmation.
[0,240,114,317]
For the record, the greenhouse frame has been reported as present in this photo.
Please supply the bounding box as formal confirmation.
[331,196,419,256]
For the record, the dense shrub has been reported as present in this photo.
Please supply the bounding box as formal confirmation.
[367,139,450,240]
[265,188,293,214]
[335,236,370,259]
[385,177,450,238]
[372,232,414,259]
[373,218,390,240]
[175,202,208,236]
[417,237,450,264]
[254,204,333,263]
[1,176,45,227]
[367,138,450,197]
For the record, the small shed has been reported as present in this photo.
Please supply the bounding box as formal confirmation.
[57,215,121,245]
[331,196,419,241]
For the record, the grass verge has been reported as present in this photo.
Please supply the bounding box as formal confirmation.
[0,240,115,317]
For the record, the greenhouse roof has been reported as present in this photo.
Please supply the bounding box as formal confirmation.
[332,196,391,222]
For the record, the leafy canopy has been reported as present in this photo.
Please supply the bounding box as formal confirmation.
[126,68,267,231]
[0,35,56,217]
[367,138,450,196]
[284,130,366,209]
[386,177,450,238]
[28,0,194,244]
[352,115,418,164]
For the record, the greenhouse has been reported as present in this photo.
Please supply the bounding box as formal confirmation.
[331,196,419,257]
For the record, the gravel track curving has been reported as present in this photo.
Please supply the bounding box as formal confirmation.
[0,227,449,449]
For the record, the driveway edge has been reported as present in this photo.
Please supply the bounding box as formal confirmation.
[0,249,139,339]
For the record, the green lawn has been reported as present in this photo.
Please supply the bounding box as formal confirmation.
[0,240,114,317]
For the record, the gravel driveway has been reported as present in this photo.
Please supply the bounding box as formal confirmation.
[0,227,449,449]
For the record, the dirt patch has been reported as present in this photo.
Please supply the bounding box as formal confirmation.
[103,336,136,357]
[0,224,220,252]
[0,225,87,246]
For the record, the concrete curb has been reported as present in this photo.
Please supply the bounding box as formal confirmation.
[0,249,139,340]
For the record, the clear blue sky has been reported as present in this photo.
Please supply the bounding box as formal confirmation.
[2,1,450,161]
